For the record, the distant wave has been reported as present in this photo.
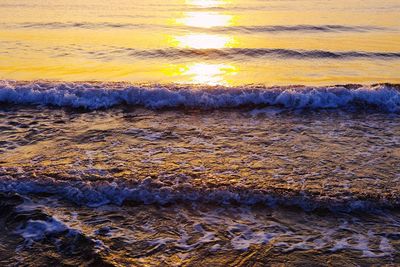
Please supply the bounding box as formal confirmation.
[29,45,400,61]
[215,25,386,33]
[120,48,400,60]
[0,81,400,112]
[4,22,388,33]
[4,43,400,60]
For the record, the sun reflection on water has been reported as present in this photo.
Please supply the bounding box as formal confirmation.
[174,33,233,49]
[165,0,237,85]
[178,63,237,85]
[176,12,232,28]
[186,0,231,8]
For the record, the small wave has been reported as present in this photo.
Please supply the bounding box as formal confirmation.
[221,25,386,33]
[125,48,400,60]
[0,174,398,213]
[11,22,145,29]
[0,81,400,112]
[4,22,386,33]
[70,47,400,60]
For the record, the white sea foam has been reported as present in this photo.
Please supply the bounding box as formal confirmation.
[5,191,397,258]
[0,81,399,112]
[15,218,68,242]
[0,174,396,212]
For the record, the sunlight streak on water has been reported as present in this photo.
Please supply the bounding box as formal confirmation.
[176,12,232,28]
[0,0,399,85]
[167,1,236,84]
[180,63,236,85]
[185,0,231,8]
[174,33,234,49]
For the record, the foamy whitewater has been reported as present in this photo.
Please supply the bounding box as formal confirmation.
[1,81,400,112]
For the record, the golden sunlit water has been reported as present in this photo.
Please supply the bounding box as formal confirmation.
[0,0,399,85]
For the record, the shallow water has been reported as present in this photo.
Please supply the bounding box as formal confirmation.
[0,106,400,265]
[1,106,400,210]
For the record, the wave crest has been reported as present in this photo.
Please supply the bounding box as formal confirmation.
[0,81,400,112]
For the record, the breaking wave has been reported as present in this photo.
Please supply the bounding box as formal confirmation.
[0,173,398,213]
[0,81,400,112]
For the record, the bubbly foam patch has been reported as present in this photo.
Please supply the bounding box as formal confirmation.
[41,201,398,258]
[15,218,68,242]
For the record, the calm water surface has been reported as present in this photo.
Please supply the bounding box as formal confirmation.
[0,0,399,85]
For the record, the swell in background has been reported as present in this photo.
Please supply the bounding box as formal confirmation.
[0,0,399,85]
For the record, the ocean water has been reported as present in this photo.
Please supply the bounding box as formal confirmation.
[0,0,399,85]
[0,0,400,266]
